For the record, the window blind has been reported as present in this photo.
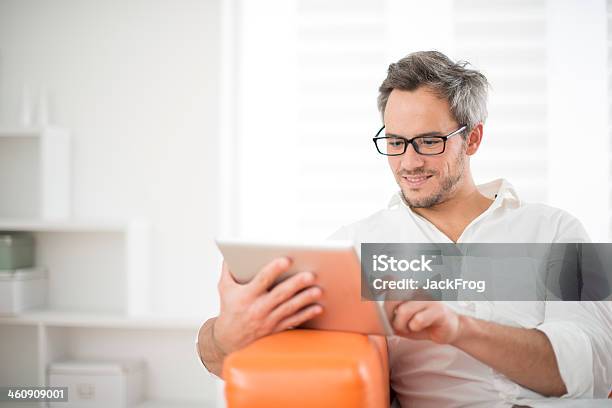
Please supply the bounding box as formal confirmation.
[454,0,548,203]
[232,0,606,240]
[294,0,395,238]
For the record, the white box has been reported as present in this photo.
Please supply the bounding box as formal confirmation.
[0,267,47,315]
[48,359,145,408]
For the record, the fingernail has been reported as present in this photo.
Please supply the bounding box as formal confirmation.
[313,305,322,314]
[303,271,314,282]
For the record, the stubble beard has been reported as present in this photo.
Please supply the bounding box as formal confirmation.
[399,149,466,209]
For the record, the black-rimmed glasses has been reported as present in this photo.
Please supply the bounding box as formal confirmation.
[373,125,467,156]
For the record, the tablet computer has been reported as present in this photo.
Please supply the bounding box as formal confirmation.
[215,238,394,336]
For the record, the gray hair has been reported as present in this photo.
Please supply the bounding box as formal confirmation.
[377,51,489,134]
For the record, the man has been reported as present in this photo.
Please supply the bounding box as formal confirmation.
[197,51,612,406]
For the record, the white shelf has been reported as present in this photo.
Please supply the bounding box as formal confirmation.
[0,126,47,138]
[0,218,151,316]
[0,126,74,137]
[0,309,202,330]
[0,218,127,233]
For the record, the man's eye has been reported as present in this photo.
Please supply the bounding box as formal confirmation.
[421,138,442,146]
[387,139,404,148]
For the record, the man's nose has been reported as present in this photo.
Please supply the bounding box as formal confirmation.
[399,142,426,168]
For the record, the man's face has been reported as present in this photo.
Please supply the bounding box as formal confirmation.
[384,87,468,208]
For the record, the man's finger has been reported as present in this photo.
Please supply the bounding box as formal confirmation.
[392,301,430,333]
[249,257,292,294]
[382,300,403,321]
[267,285,323,325]
[259,271,316,313]
[274,304,323,333]
[408,306,440,332]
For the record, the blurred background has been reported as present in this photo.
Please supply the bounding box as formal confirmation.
[0,0,610,406]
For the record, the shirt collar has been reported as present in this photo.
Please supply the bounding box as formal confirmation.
[387,178,521,210]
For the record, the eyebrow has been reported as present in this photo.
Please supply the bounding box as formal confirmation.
[384,130,444,138]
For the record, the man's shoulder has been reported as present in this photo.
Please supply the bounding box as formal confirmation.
[509,201,589,242]
[484,178,584,228]
[515,201,581,223]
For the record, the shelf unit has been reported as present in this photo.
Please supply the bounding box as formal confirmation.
[0,127,218,407]
[0,218,151,316]
[0,315,215,407]
[0,127,70,220]
[0,309,202,330]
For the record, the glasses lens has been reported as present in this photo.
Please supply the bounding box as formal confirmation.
[414,137,445,155]
[376,137,405,155]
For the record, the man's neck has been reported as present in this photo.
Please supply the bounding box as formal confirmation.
[411,179,494,242]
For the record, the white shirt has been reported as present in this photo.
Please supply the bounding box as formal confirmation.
[329,179,612,408]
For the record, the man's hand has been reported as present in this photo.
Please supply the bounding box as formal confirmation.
[213,257,324,355]
[391,300,461,344]
[390,300,568,397]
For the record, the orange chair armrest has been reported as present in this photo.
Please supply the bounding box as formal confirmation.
[223,330,389,408]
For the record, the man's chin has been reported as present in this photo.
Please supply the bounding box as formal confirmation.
[401,190,442,209]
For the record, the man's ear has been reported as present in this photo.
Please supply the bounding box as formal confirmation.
[465,123,483,156]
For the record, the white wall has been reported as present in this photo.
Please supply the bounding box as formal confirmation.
[0,0,222,317]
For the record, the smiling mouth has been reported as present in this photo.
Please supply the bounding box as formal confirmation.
[402,174,433,188]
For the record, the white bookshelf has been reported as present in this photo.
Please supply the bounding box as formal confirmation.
[0,319,214,407]
[0,309,201,330]
[0,218,151,315]
[0,219,126,232]
[0,127,70,220]
[0,127,216,407]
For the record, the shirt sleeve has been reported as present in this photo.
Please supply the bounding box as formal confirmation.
[536,211,612,398]
[537,301,612,398]
[537,304,595,397]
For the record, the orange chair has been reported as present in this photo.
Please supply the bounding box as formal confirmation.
[223,329,389,408]
[223,330,612,404]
